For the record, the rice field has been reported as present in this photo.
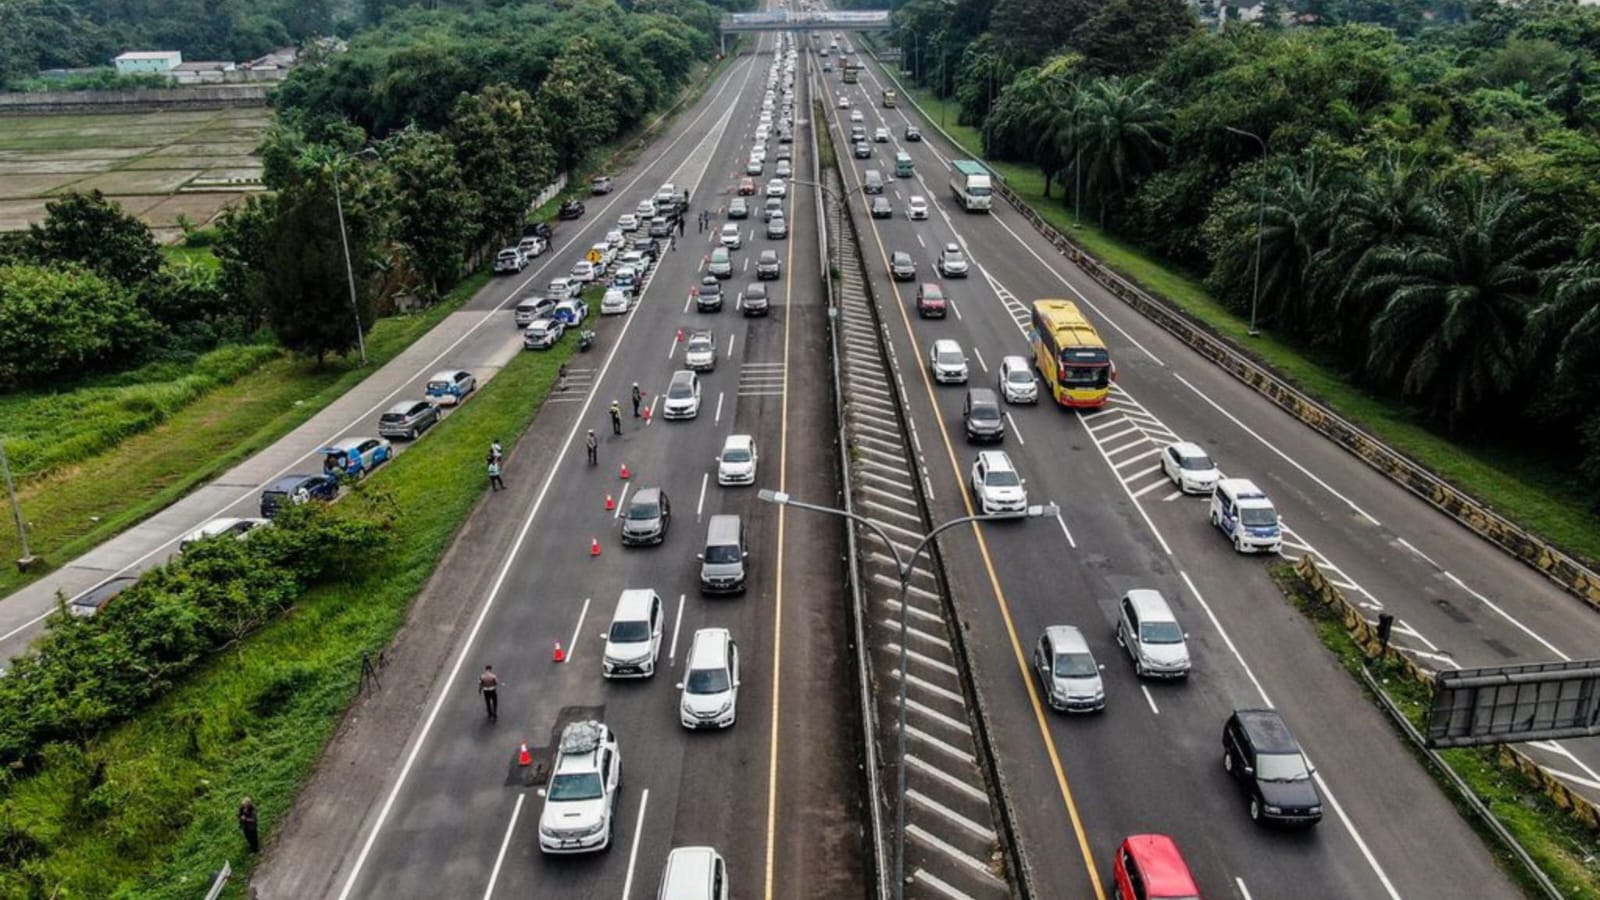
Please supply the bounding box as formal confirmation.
[0,107,270,243]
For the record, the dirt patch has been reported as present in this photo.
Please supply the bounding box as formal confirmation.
[0,159,125,176]
[0,172,93,199]
[152,141,260,157]
[122,155,256,170]
[142,192,249,225]
[0,198,51,231]
[74,169,198,195]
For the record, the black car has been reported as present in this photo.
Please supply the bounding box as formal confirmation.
[630,237,660,261]
[696,277,724,312]
[741,283,769,317]
[620,487,671,546]
[259,473,339,518]
[1223,709,1324,826]
[558,199,585,220]
[869,196,893,219]
[905,125,922,142]
[522,221,553,240]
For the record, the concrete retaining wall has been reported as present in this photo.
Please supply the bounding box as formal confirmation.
[0,85,270,115]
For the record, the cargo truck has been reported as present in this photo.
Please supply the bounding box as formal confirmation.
[949,160,993,212]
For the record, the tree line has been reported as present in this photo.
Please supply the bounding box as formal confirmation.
[896,0,1600,503]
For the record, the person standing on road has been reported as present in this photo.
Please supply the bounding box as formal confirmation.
[631,382,642,417]
[609,401,623,435]
[478,665,500,720]
[677,214,686,237]
[669,232,677,251]
[487,455,505,491]
[586,429,598,465]
[238,797,260,853]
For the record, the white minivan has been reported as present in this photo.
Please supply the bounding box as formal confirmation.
[678,628,740,729]
[602,589,663,678]
[1209,478,1282,553]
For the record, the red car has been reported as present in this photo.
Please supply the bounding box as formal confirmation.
[916,282,947,318]
[738,177,757,196]
[1112,835,1201,900]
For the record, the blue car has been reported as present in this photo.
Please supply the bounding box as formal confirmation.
[259,474,339,518]
[425,369,477,406]
[321,437,393,479]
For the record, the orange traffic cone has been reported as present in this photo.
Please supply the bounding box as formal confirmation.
[619,462,631,480]
[676,327,683,343]
[590,537,601,557]
[605,492,615,511]
[518,741,532,767]
[643,405,653,425]
[553,642,566,663]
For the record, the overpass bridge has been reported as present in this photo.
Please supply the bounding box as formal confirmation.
[719,9,891,50]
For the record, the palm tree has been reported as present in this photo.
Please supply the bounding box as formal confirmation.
[1032,78,1081,200]
[1360,175,1563,426]
[1069,77,1169,221]
[1527,225,1600,402]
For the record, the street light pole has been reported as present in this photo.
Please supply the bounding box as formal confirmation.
[1225,126,1266,337]
[759,489,1057,899]
[0,440,34,571]
[328,148,379,366]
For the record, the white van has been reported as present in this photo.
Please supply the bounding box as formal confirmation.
[658,846,730,900]
[1209,478,1282,554]
[678,628,740,729]
[601,589,663,678]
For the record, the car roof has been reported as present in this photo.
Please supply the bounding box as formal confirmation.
[976,449,1014,468]
[759,250,778,259]
[1218,478,1273,505]
[631,486,661,503]
[670,369,696,385]
[723,434,753,449]
[267,473,318,491]
[72,575,137,606]
[429,369,465,380]
[386,399,427,414]
[1233,708,1302,752]
[688,331,714,342]
[686,628,732,670]
[944,243,961,252]
[920,282,943,293]
[327,437,369,451]
[967,387,999,405]
[529,317,555,327]
[1124,588,1176,620]
[1169,440,1208,458]
[614,588,657,618]
[1001,354,1028,367]
[1122,835,1198,892]
[933,338,961,352]
[1043,625,1091,655]
[660,847,721,899]
[892,251,911,260]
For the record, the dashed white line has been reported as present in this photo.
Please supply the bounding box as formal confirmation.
[696,472,709,518]
[1236,877,1255,900]
[613,483,631,520]
[715,391,725,424]
[1140,685,1160,715]
[566,597,591,665]
[481,793,525,900]
[668,593,686,666]
[1395,536,1439,569]
[1442,571,1568,660]
[971,346,988,374]
[1054,510,1076,549]
[618,788,650,900]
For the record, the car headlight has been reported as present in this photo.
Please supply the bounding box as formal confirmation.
[1264,804,1283,814]
[1308,805,1322,815]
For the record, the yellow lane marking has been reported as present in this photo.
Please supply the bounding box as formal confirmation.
[843,118,1108,899]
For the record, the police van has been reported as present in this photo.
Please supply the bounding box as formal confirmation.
[1209,478,1282,554]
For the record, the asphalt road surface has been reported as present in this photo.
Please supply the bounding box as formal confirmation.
[325,33,866,900]
[812,36,1561,900]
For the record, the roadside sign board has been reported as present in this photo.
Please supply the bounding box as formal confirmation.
[586,249,603,265]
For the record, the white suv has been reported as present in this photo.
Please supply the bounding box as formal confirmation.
[537,720,620,854]
[971,450,1028,515]
[678,628,741,729]
[929,339,969,384]
[999,355,1038,404]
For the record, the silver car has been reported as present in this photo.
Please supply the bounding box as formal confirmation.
[378,399,440,439]
[1034,626,1105,712]
[662,370,702,419]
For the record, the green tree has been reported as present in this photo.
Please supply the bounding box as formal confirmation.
[535,38,622,172]
[449,84,555,246]
[0,264,157,390]
[26,191,162,285]
[989,0,1101,66]
[1070,0,1197,76]
[1070,77,1171,220]
[383,128,480,299]
[1360,177,1562,425]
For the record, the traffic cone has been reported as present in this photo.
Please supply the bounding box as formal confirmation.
[643,405,653,425]
[605,492,615,511]
[590,537,601,557]
[676,327,683,343]
[518,741,532,767]
[553,642,566,663]
[619,462,631,480]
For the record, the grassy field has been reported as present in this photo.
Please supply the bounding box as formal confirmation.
[0,270,490,598]
[894,81,1600,565]
[0,108,268,244]
[1277,567,1600,900]
[0,337,574,898]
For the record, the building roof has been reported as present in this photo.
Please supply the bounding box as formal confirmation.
[114,51,182,61]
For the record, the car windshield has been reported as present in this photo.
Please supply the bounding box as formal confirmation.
[1054,652,1098,678]
[685,667,731,694]
[705,543,742,564]
[1180,453,1215,471]
[1240,506,1278,527]
[689,339,712,353]
[985,468,1020,487]
[610,620,651,642]
[547,770,604,801]
[668,380,694,399]
[1007,369,1032,384]
[937,350,963,366]
[723,446,751,463]
[1257,751,1312,782]
[626,499,659,520]
[1140,621,1184,644]
[971,405,999,421]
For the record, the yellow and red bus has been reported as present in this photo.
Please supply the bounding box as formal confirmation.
[1030,299,1116,408]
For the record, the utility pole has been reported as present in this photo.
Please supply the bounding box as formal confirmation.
[1,441,35,571]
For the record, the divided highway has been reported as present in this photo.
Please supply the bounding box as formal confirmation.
[813,32,1587,899]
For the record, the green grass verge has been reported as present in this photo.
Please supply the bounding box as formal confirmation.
[893,79,1600,566]
[0,269,491,598]
[0,338,574,898]
[1274,566,1600,899]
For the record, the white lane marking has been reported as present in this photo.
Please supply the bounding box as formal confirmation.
[481,792,525,900]
[669,593,686,666]
[1528,741,1600,788]
[1081,416,1173,557]
[613,482,631,520]
[1162,490,1185,502]
[1130,479,1170,500]
[649,395,660,420]
[1442,571,1569,660]
[667,329,680,358]
[619,788,651,900]
[1171,372,1381,526]
[1054,510,1076,549]
[727,332,736,357]
[1140,685,1160,715]
[1395,536,1439,569]
[329,54,762,892]
[697,472,709,518]
[916,233,925,248]
[949,298,962,321]
[1236,877,1255,900]
[1004,412,1024,446]
[971,346,988,374]
[715,391,725,424]
[566,597,591,665]
[682,292,693,314]
[1179,570,1401,900]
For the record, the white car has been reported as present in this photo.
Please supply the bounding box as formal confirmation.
[766,178,787,198]
[611,265,639,295]
[636,199,657,218]
[523,317,564,350]
[601,287,631,315]
[180,516,269,551]
[604,229,626,249]
[1162,441,1221,494]
[546,277,577,301]
[907,196,929,220]
[999,355,1038,403]
[746,158,764,176]
[874,127,889,142]
[554,298,588,326]
[617,213,640,232]
[571,260,597,283]
[537,721,620,854]
[849,109,864,123]
[678,628,741,729]
[929,338,969,384]
[838,95,850,108]
[716,434,758,486]
[971,450,1028,515]
[937,243,970,278]
[493,248,525,274]
[684,330,717,372]
[720,223,743,249]
[517,235,547,259]
[662,370,702,419]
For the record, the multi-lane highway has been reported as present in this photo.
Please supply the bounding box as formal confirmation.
[811,30,1597,899]
[289,30,869,900]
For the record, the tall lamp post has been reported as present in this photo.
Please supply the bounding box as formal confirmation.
[759,489,1057,899]
[1224,126,1266,337]
[325,146,380,366]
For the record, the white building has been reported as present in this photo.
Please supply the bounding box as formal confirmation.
[113,51,183,75]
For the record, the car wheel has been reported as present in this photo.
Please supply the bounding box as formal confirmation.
[1210,509,1220,527]
[1224,749,1234,774]
[1134,658,1147,678]
[408,427,418,440]
[1249,797,1262,823]
[1235,533,1247,553]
